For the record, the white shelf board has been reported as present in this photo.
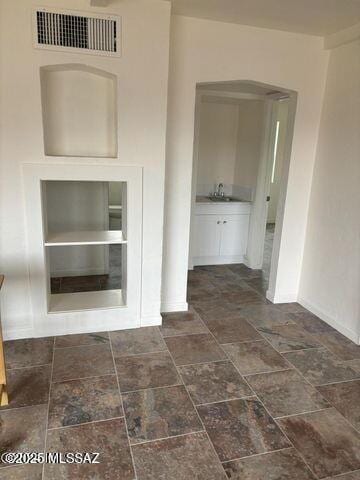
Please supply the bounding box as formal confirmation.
[45,230,126,246]
[49,289,125,313]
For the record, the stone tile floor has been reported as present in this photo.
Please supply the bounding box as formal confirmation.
[1,264,360,479]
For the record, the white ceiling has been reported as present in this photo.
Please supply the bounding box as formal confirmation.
[170,0,360,36]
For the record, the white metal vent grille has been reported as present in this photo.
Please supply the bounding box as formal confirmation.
[33,8,121,57]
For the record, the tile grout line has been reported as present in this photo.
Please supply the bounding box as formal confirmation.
[120,381,183,396]
[0,402,49,413]
[108,332,138,480]
[272,401,360,436]
[227,314,328,479]
[158,326,228,478]
[314,376,360,438]
[251,321,328,354]
[54,341,110,350]
[243,367,294,379]
[243,377,320,479]
[221,445,295,465]
[46,414,126,432]
[111,348,168,359]
[191,277,321,472]
[193,300,321,479]
[249,319,360,435]
[274,407,332,420]
[51,372,117,384]
[314,376,360,388]
[321,401,360,437]
[54,341,111,351]
[170,358,232,368]
[160,314,211,338]
[323,468,360,479]
[6,362,53,371]
[218,339,266,347]
[244,309,360,475]
[252,316,360,375]
[236,310,355,480]
[242,366,293,376]
[181,310,295,473]
[161,330,210,338]
[42,337,56,480]
[278,345,325,354]
[194,394,256,408]
[130,429,206,447]
[242,322,332,394]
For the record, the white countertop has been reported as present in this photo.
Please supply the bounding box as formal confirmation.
[196,195,251,204]
[195,196,252,215]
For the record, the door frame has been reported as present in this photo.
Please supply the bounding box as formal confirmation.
[244,98,277,269]
[244,93,297,302]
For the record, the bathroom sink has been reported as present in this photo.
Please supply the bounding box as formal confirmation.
[207,195,241,202]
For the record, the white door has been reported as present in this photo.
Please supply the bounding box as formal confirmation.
[220,214,250,257]
[193,215,221,257]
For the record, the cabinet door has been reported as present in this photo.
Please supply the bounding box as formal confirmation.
[193,215,221,257]
[220,214,250,257]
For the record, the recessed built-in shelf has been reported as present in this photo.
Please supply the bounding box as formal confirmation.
[49,289,124,313]
[45,230,126,246]
[41,65,118,158]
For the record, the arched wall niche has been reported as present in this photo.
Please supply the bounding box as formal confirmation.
[40,64,118,158]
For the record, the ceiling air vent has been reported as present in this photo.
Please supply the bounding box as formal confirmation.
[33,8,121,57]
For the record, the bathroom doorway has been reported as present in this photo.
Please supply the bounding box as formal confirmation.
[188,80,297,301]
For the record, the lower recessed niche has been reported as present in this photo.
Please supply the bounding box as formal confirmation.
[42,179,126,313]
[49,244,122,294]
[48,244,125,313]
[40,64,117,158]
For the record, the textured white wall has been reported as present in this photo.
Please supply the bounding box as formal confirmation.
[196,101,239,195]
[234,99,264,193]
[299,40,360,343]
[162,15,329,311]
[196,99,265,198]
[0,0,171,338]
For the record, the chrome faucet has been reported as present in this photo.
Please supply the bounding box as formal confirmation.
[217,183,224,197]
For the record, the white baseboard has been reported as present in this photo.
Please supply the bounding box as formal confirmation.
[140,314,162,327]
[266,290,298,304]
[3,326,34,341]
[243,255,262,270]
[3,315,163,339]
[193,255,244,266]
[298,297,360,345]
[161,301,189,314]
[5,320,162,340]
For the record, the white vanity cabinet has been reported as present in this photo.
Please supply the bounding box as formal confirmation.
[192,201,251,266]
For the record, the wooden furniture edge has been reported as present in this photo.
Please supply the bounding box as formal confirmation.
[0,275,8,406]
